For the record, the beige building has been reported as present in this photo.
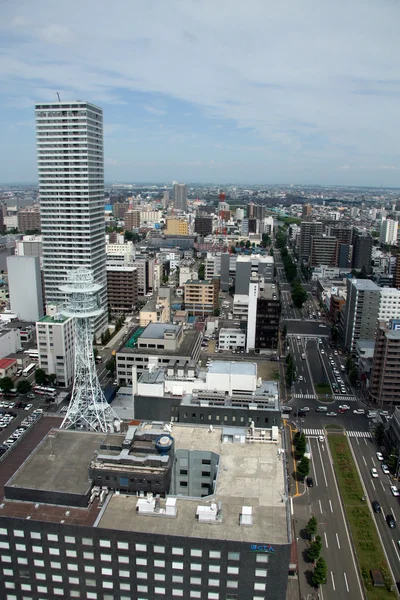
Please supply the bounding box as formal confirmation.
[184,278,220,315]
[124,210,140,231]
[165,218,189,235]
[139,289,171,327]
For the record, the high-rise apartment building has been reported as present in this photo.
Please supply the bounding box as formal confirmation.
[17,205,41,232]
[302,203,312,217]
[299,222,323,262]
[394,256,400,289]
[36,309,74,386]
[124,210,141,230]
[173,183,187,211]
[352,230,372,273]
[113,201,130,220]
[35,101,107,336]
[342,279,381,353]
[369,319,400,407]
[7,256,44,322]
[380,218,398,246]
[106,265,138,314]
[310,236,339,267]
[184,279,220,315]
[194,216,213,236]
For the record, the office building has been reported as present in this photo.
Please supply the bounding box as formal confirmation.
[17,204,41,232]
[113,202,130,220]
[36,310,74,386]
[369,319,400,407]
[394,256,400,289]
[310,236,339,267]
[194,216,213,236]
[165,218,188,236]
[299,222,323,262]
[218,327,246,351]
[184,279,220,316]
[246,277,259,352]
[0,414,290,600]
[116,323,201,383]
[380,218,398,246]
[235,255,274,294]
[255,283,281,352]
[7,256,44,322]
[15,235,42,258]
[124,210,140,230]
[302,203,312,217]
[342,279,381,353]
[162,190,169,208]
[106,265,138,314]
[35,101,107,336]
[140,210,162,228]
[352,230,372,273]
[173,183,187,211]
[378,288,400,322]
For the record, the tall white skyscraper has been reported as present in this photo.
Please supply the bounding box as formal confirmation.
[35,101,107,335]
[380,217,398,246]
[173,182,187,211]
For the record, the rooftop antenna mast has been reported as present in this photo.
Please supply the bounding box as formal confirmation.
[56,92,61,102]
[59,268,121,433]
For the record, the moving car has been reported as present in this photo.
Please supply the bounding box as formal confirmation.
[353,409,365,415]
[390,485,400,497]
[376,452,384,461]
[26,393,35,400]
[372,501,381,513]
[298,376,304,381]
[339,405,350,410]
[299,407,310,412]
[318,435,325,443]
[371,468,378,478]
[306,477,314,488]
[386,514,396,528]
[316,406,328,412]
[326,412,337,417]
[382,464,390,475]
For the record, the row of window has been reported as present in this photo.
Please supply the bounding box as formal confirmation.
[5,593,265,600]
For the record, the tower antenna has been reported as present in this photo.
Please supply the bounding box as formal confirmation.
[57,92,61,102]
[59,268,121,432]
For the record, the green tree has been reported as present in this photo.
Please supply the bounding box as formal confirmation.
[295,432,306,457]
[349,368,358,386]
[93,348,99,360]
[297,456,310,480]
[305,515,318,539]
[312,556,328,587]
[34,369,47,385]
[291,281,308,308]
[0,377,14,394]
[375,423,385,446]
[388,448,399,472]
[106,358,116,376]
[198,263,205,280]
[16,380,31,395]
[213,308,220,317]
[162,275,169,284]
[47,373,57,385]
[308,535,322,562]
[245,240,251,249]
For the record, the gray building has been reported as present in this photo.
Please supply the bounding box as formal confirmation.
[299,221,323,262]
[7,255,44,322]
[116,323,201,383]
[235,255,274,295]
[352,230,372,273]
[342,278,381,353]
[173,182,188,212]
[0,420,290,600]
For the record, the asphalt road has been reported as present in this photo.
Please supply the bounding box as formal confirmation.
[350,435,400,586]
[302,435,364,599]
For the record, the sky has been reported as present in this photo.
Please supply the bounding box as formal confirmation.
[1,0,400,187]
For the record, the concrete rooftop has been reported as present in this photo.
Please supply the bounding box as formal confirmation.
[98,424,288,544]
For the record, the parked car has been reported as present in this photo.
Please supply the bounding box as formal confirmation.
[371,468,378,478]
[372,501,381,513]
[376,452,384,461]
[382,464,390,475]
[26,393,35,400]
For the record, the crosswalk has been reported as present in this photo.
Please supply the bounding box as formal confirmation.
[346,431,372,438]
[302,429,372,438]
[333,395,358,402]
[293,394,316,400]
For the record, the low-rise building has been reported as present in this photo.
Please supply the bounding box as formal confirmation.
[165,218,189,235]
[116,323,201,383]
[218,327,246,350]
[184,278,220,316]
[0,357,17,378]
[139,296,170,327]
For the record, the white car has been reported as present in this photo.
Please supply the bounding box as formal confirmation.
[376,452,384,461]
[298,376,304,381]
[24,404,33,411]
[299,406,310,412]
[318,435,325,442]
[371,468,378,478]
[321,349,325,354]
[390,485,400,497]
[382,464,390,475]
[334,350,338,355]
[339,405,350,410]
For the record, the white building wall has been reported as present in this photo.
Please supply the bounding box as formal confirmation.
[36,316,74,386]
[379,288,400,321]
[246,279,259,352]
[0,329,21,359]
[7,256,44,322]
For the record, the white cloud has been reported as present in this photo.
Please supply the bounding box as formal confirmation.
[144,106,167,116]
[39,24,73,44]
[378,165,398,170]
[339,165,351,170]
[105,158,119,166]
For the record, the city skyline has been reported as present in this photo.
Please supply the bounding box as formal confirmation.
[1,0,400,186]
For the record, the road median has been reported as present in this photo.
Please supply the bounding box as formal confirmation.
[328,434,395,598]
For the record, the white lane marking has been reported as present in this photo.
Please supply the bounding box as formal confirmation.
[362,456,367,466]
[364,438,367,445]
[331,571,336,591]
[391,507,396,521]
[336,533,340,549]
[317,437,328,486]
[329,499,333,513]
[371,480,376,491]
[310,441,319,486]
[344,572,349,592]
[380,480,385,492]
[324,532,328,548]
[319,499,323,514]
[371,458,376,467]
[356,437,359,445]
[392,539,400,560]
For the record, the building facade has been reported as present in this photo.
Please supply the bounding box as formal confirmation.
[218,328,246,351]
[194,217,213,236]
[342,279,381,353]
[369,320,400,407]
[124,210,140,230]
[352,230,372,273]
[255,285,281,352]
[184,279,220,316]
[310,236,339,267]
[35,101,107,336]
[299,222,323,262]
[36,311,74,386]
[165,218,189,236]
[17,205,41,233]
[7,256,44,322]
[173,183,187,212]
[380,218,398,246]
[106,265,138,314]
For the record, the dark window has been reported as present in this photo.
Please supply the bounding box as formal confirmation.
[180,470,188,475]
[180,481,188,487]
[202,459,211,465]
[201,471,209,477]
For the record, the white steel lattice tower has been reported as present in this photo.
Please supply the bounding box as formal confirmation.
[60,268,120,432]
